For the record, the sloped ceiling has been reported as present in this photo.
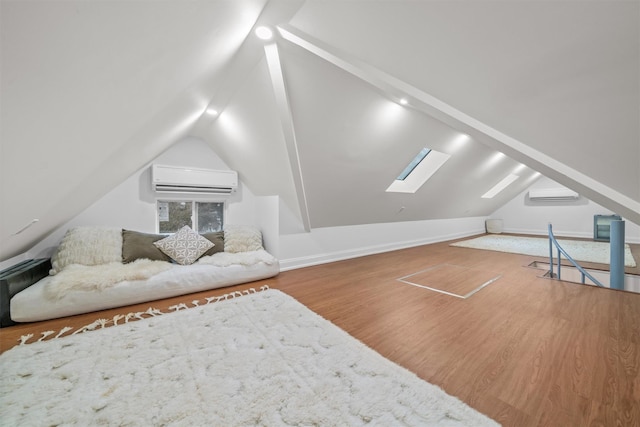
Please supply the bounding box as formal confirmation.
[0,0,274,260]
[195,0,638,230]
[1,0,638,262]
[284,1,639,216]
[276,41,538,227]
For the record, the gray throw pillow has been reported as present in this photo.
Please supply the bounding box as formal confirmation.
[201,231,225,257]
[122,230,172,263]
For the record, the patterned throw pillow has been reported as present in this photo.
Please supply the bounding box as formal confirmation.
[153,226,214,265]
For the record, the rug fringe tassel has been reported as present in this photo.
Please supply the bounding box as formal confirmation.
[169,303,188,311]
[144,307,159,316]
[55,326,73,339]
[17,286,272,346]
[38,331,55,341]
[19,334,33,345]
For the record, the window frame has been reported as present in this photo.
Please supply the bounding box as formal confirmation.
[386,147,451,194]
[156,198,226,234]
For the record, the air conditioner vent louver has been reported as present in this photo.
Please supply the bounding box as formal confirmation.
[154,184,234,194]
[151,165,237,195]
[528,188,579,201]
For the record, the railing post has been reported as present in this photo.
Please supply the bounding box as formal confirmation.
[548,224,554,278]
[547,222,606,288]
[610,220,625,290]
[557,248,561,280]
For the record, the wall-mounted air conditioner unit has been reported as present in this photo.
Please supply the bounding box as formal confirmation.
[151,165,237,195]
[528,188,579,201]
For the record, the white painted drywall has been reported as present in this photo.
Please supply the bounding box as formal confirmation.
[278,216,487,270]
[0,0,267,261]
[254,196,280,257]
[25,137,264,260]
[5,135,485,273]
[0,253,30,272]
[489,176,640,243]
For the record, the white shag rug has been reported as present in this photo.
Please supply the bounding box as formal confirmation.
[451,235,636,267]
[0,289,498,426]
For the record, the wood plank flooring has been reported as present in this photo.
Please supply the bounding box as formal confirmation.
[1,235,639,426]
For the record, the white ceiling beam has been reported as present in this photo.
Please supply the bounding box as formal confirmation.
[190,0,304,139]
[264,42,312,232]
[278,24,640,225]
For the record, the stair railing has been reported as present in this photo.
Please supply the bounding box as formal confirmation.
[548,223,605,287]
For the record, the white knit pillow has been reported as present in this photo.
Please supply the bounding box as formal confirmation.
[50,227,123,275]
[224,225,263,253]
[153,226,214,265]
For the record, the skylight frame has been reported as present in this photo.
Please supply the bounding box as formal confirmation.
[386,147,451,194]
[481,174,519,199]
[396,148,431,181]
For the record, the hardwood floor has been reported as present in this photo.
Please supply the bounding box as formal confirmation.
[2,236,639,426]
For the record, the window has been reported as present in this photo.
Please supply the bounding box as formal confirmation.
[481,174,519,199]
[396,148,431,180]
[386,147,450,193]
[157,201,224,234]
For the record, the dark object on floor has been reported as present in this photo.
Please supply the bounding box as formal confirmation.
[0,258,51,327]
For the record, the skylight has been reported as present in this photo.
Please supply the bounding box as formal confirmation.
[396,148,431,180]
[481,174,519,198]
[386,147,450,193]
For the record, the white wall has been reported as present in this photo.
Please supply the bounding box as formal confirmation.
[15,141,640,273]
[255,196,280,256]
[490,176,640,243]
[278,216,487,270]
[23,137,269,262]
[1,136,487,272]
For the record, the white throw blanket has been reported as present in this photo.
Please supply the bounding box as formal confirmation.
[0,290,498,426]
[43,250,278,300]
[43,259,173,300]
[196,249,278,267]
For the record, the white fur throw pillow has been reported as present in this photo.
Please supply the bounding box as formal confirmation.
[153,226,214,265]
[224,225,263,253]
[50,227,123,275]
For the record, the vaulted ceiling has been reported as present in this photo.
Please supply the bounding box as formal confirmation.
[1,0,638,261]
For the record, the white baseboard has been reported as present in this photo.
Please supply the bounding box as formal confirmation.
[280,228,484,271]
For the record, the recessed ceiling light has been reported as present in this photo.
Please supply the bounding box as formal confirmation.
[255,26,273,40]
[399,98,409,105]
[205,108,219,117]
